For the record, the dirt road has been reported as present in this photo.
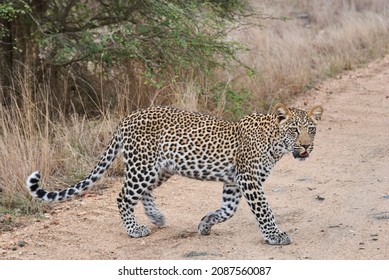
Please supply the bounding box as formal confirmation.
[1,55,388,260]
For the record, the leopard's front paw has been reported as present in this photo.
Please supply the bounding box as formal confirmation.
[265,231,292,245]
[197,219,212,235]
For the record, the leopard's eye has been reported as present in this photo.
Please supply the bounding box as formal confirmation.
[289,127,299,133]
[308,126,316,134]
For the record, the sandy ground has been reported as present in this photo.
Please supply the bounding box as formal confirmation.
[1,55,389,260]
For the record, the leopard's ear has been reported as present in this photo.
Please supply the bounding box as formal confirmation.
[273,103,292,125]
[308,105,323,123]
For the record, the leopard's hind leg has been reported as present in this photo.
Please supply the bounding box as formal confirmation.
[141,172,172,227]
[117,158,172,237]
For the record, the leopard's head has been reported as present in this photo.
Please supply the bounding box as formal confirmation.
[274,103,323,160]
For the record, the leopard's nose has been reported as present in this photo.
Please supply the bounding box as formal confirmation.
[301,144,310,151]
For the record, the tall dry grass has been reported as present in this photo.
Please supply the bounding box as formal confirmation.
[0,73,120,214]
[214,0,389,112]
[1,0,389,215]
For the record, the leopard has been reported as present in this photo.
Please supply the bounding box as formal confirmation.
[26,103,323,245]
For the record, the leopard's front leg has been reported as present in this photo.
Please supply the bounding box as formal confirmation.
[236,174,292,245]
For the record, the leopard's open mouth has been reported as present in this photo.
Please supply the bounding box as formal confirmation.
[293,150,309,159]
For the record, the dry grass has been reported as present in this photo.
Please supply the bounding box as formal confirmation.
[215,0,389,111]
[1,0,389,214]
[0,76,119,214]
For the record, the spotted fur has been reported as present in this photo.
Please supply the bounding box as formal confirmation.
[26,103,323,245]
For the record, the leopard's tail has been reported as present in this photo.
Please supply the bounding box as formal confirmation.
[25,131,122,202]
